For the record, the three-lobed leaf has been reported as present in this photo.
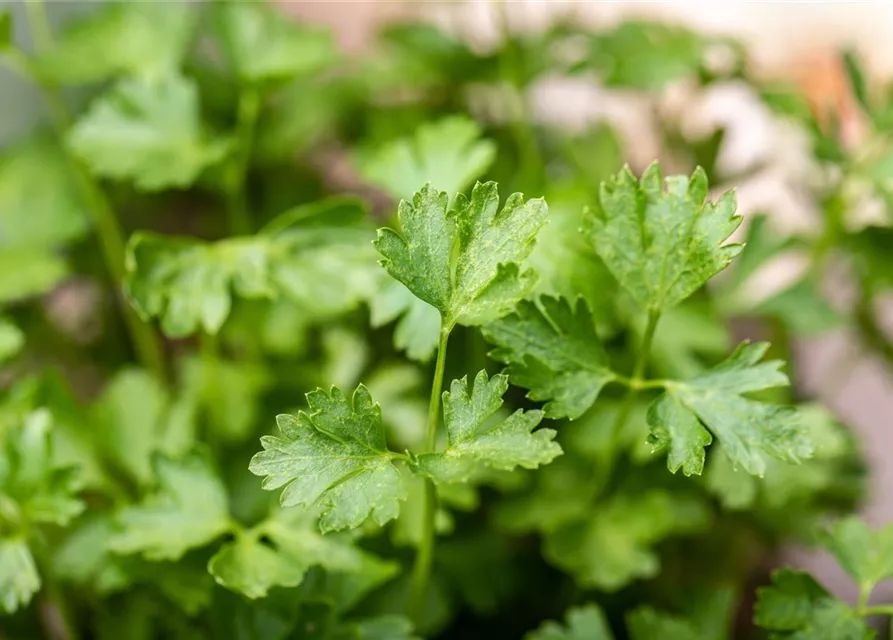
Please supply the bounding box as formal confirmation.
[250,385,407,532]
[413,370,561,484]
[376,181,547,329]
[68,73,231,191]
[483,296,616,419]
[586,162,741,312]
[648,341,811,477]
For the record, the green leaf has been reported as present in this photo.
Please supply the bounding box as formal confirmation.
[369,279,441,362]
[254,78,353,163]
[524,182,619,322]
[544,490,710,590]
[207,536,305,600]
[212,1,337,84]
[53,515,130,595]
[209,507,396,600]
[110,453,231,561]
[68,74,230,191]
[586,162,741,312]
[580,22,710,90]
[0,317,23,362]
[346,616,419,640]
[125,209,378,337]
[706,405,861,512]
[626,608,701,640]
[93,369,170,486]
[526,604,614,640]
[250,385,407,532]
[822,517,893,593]
[1,409,84,527]
[647,302,731,379]
[413,370,560,484]
[33,2,196,84]
[648,341,811,477]
[180,356,270,443]
[0,538,39,614]
[483,296,616,419]
[0,133,89,249]
[376,181,547,328]
[0,408,84,613]
[0,247,67,303]
[493,458,595,535]
[357,116,496,200]
[754,569,873,639]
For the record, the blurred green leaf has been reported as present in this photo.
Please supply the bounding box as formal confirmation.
[181,356,269,443]
[33,2,196,84]
[0,317,23,362]
[369,280,441,363]
[93,368,170,486]
[754,569,872,639]
[0,538,39,614]
[822,517,893,593]
[526,604,613,640]
[356,116,496,201]
[111,453,231,561]
[125,204,377,337]
[0,246,67,303]
[212,1,337,84]
[0,133,88,249]
[544,489,710,591]
[1,409,84,528]
[626,608,701,640]
[579,22,709,89]
[69,74,231,191]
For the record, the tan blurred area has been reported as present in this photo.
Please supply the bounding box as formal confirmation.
[280,0,893,606]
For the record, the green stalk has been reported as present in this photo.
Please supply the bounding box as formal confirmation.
[407,326,451,621]
[612,309,662,435]
[863,605,893,617]
[22,0,166,382]
[224,87,260,236]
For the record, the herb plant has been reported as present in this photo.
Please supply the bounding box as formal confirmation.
[0,1,889,638]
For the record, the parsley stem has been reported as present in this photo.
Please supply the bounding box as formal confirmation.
[610,309,662,446]
[857,581,872,615]
[22,0,167,384]
[408,326,451,622]
[224,87,260,236]
[863,605,893,617]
